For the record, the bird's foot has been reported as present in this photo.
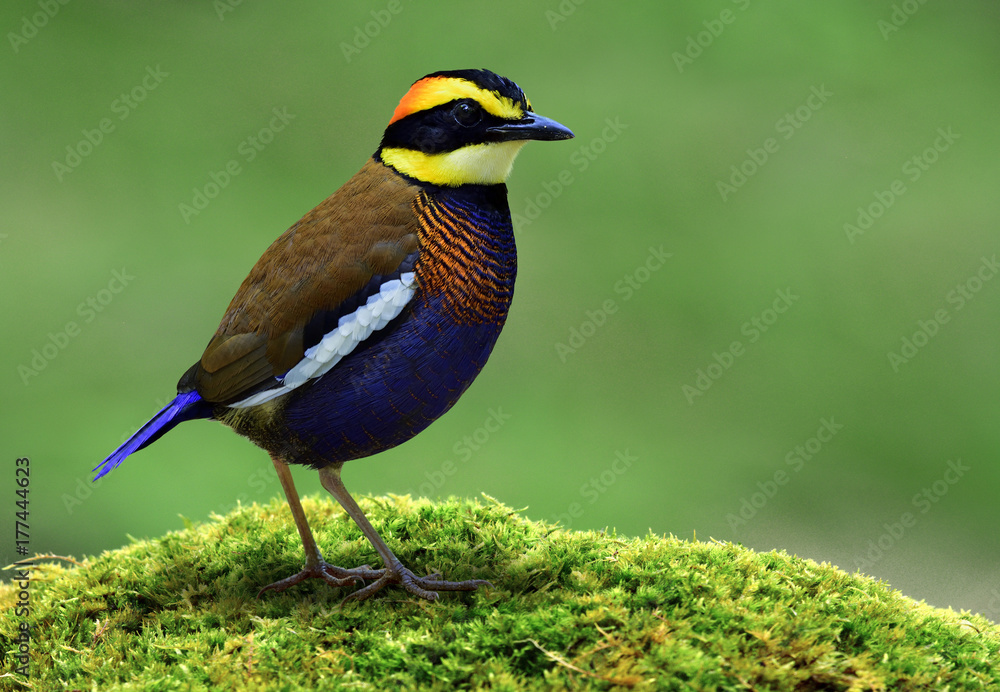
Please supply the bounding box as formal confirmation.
[257,558,384,597]
[344,560,492,602]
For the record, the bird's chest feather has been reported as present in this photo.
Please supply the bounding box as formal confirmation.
[411,188,517,326]
[251,187,518,467]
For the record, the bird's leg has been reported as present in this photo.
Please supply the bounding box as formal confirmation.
[318,463,492,602]
[257,456,383,597]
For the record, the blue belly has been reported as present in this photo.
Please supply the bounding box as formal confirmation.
[279,291,505,466]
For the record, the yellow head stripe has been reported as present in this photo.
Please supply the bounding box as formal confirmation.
[388,76,525,126]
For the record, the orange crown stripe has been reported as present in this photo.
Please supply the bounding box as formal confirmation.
[388,76,525,126]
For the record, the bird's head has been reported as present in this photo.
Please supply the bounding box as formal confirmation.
[377,69,574,187]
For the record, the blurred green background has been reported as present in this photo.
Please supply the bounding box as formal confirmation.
[2,1,998,617]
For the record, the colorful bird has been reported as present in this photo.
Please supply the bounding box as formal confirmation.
[94,69,573,601]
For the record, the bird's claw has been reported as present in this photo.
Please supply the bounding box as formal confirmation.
[257,558,384,597]
[343,562,492,602]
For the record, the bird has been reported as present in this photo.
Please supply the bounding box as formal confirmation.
[93,69,573,602]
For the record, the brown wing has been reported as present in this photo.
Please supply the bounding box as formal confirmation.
[185,158,421,404]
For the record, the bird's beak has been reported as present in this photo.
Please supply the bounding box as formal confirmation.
[488,112,575,142]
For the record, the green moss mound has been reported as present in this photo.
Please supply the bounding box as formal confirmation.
[1,496,997,690]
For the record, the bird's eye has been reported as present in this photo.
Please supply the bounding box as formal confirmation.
[452,101,481,127]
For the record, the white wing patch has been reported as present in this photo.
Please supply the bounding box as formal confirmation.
[228,272,417,408]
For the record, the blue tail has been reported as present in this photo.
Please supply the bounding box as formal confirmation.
[93,390,211,480]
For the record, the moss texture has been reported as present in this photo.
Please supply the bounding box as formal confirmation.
[1,495,998,690]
